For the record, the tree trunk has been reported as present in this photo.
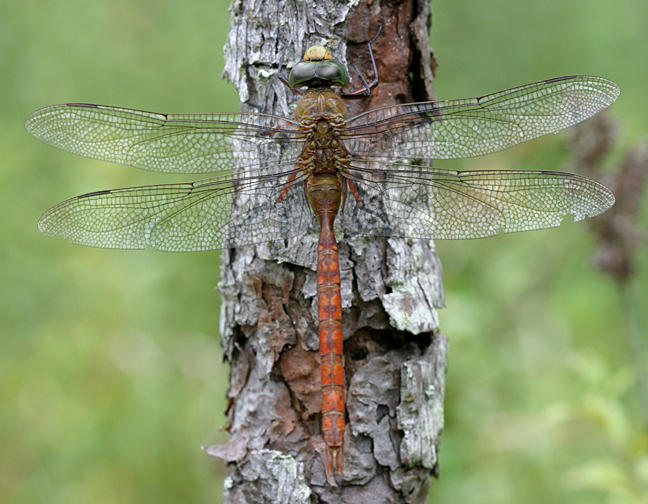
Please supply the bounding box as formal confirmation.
[205,1,447,502]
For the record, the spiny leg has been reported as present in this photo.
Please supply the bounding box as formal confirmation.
[341,24,382,98]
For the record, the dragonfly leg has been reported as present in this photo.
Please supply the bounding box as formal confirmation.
[277,171,297,202]
[277,46,303,94]
[261,119,297,137]
[340,24,382,98]
[347,179,362,204]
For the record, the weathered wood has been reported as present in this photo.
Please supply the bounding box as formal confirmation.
[205,1,447,501]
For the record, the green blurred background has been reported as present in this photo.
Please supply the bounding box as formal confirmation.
[1,1,646,503]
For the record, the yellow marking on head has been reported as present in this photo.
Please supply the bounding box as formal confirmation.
[303,45,332,62]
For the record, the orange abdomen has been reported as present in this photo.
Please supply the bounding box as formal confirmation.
[317,217,345,479]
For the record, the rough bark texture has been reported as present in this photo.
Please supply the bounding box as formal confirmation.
[204,1,447,501]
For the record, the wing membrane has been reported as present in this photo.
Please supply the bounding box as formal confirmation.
[344,76,619,160]
[25,103,303,174]
[30,75,619,249]
[38,172,313,250]
[341,164,614,239]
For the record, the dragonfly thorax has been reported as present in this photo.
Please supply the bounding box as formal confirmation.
[294,90,347,126]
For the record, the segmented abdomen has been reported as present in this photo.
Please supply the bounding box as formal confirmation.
[317,223,345,475]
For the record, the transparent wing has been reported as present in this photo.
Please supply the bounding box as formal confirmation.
[38,171,314,250]
[25,103,303,174]
[343,76,619,160]
[341,163,614,239]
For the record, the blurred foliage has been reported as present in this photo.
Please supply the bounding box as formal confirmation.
[428,1,648,503]
[1,1,646,503]
[1,1,234,503]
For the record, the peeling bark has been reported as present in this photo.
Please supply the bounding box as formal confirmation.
[205,1,447,501]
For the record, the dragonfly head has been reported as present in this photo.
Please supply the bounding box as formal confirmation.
[288,45,350,89]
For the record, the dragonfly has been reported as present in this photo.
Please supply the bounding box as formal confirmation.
[25,32,619,485]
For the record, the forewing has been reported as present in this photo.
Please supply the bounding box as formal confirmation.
[344,76,619,160]
[341,164,614,239]
[38,173,313,250]
[25,103,303,174]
